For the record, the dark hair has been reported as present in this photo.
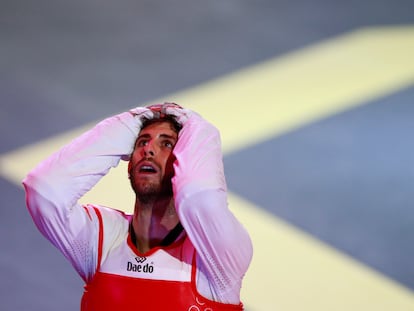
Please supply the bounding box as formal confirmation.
[141,115,182,133]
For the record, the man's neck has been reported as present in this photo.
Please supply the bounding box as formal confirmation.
[131,197,179,253]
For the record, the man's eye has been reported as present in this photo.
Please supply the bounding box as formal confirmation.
[164,141,174,148]
[138,140,148,147]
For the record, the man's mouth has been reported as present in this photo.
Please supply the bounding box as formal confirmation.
[137,162,158,174]
[139,165,156,173]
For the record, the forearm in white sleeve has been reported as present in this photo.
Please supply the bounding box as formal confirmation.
[23,108,152,280]
[171,111,253,303]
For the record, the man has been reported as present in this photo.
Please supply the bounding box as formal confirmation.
[23,103,253,310]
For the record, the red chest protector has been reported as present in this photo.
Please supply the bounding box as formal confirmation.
[81,263,243,311]
[81,209,243,311]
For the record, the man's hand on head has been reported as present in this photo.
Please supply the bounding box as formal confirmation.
[129,106,154,119]
[162,103,193,126]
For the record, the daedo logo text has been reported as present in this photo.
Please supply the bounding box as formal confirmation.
[127,256,154,273]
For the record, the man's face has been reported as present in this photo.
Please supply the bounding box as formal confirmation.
[129,121,178,201]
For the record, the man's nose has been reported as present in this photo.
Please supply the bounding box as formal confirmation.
[143,143,155,157]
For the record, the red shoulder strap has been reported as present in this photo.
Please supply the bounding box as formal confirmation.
[92,207,104,272]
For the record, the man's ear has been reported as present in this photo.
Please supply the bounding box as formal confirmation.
[128,160,132,179]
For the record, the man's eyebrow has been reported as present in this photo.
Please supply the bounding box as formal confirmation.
[159,133,177,140]
[136,133,177,140]
[136,133,151,140]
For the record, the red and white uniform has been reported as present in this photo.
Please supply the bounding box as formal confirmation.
[23,108,253,310]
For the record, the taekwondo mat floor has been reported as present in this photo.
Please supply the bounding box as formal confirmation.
[1,1,414,310]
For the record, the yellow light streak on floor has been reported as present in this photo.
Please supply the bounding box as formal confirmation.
[164,25,414,154]
[1,26,414,310]
[231,193,414,310]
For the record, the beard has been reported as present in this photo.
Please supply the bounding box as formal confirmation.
[130,175,173,204]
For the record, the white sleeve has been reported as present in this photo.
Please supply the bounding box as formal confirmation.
[22,111,144,281]
[172,113,253,304]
